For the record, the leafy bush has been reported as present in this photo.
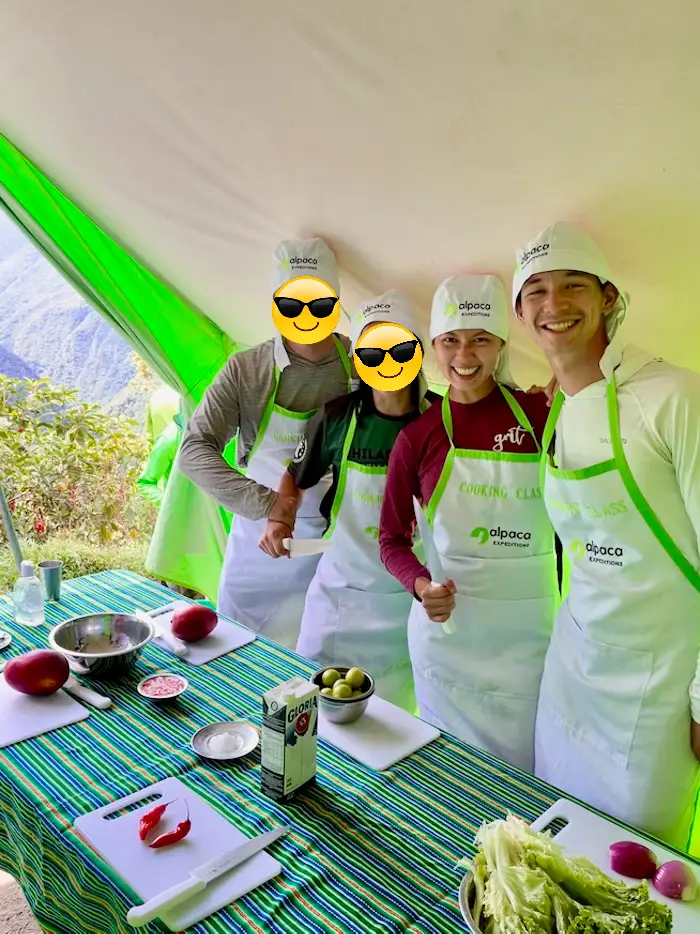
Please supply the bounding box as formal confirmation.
[0,535,154,594]
[0,375,156,544]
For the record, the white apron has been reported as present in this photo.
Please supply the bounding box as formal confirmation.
[408,387,559,772]
[535,376,700,851]
[296,407,420,712]
[218,338,352,649]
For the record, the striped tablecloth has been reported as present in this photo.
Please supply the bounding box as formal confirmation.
[0,570,562,934]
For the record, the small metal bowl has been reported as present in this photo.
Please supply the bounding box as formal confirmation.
[192,720,260,760]
[137,670,189,702]
[48,612,155,680]
[458,872,483,933]
[311,666,375,725]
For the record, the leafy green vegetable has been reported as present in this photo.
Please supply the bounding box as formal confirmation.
[460,815,673,933]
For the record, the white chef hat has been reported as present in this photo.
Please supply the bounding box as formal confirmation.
[350,289,425,351]
[430,275,516,387]
[271,237,340,295]
[512,222,629,341]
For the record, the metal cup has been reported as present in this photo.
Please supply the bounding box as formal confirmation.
[38,560,62,602]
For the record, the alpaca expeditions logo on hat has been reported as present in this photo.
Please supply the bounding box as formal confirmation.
[279,256,319,271]
[518,242,550,271]
[446,301,492,318]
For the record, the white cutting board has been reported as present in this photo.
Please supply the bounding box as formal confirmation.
[318,695,440,771]
[531,798,700,932]
[74,777,282,932]
[0,674,89,748]
[148,602,256,665]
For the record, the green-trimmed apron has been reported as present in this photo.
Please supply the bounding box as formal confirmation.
[408,387,559,772]
[296,405,424,712]
[536,375,700,850]
[218,337,352,649]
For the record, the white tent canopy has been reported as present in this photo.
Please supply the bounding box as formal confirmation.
[2,0,699,386]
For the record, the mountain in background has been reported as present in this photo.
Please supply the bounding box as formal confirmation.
[0,212,153,424]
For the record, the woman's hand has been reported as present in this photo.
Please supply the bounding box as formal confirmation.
[526,375,559,407]
[258,520,293,558]
[415,576,457,622]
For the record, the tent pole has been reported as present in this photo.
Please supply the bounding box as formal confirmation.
[0,485,23,574]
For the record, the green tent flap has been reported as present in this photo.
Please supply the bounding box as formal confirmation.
[0,134,245,597]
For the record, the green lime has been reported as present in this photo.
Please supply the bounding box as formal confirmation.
[321,687,333,696]
[321,668,341,688]
[351,689,362,698]
[332,682,353,699]
[346,667,365,689]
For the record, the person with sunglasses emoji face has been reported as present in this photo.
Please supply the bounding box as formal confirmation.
[379,275,559,772]
[177,237,354,650]
[259,290,439,712]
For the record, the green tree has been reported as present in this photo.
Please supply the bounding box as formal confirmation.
[0,375,155,544]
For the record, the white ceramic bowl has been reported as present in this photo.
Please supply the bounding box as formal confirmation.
[137,670,188,702]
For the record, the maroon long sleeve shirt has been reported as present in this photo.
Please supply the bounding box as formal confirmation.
[379,388,551,595]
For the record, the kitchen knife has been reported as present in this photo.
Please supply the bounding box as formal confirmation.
[282,537,333,558]
[147,604,189,657]
[126,825,289,926]
[413,498,456,635]
[0,662,112,709]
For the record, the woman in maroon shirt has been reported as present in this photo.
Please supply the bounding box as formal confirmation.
[379,274,560,773]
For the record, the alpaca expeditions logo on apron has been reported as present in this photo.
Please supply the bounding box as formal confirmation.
[471,526,531,548]
[570,539,625,567]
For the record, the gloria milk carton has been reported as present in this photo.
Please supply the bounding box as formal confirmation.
[261,676,319,802]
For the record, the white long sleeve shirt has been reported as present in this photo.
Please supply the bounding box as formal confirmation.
[553,337,700,718]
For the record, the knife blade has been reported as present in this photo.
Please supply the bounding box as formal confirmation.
[125,825,289,926]
[413,498,456,635]
[282,537,333,558]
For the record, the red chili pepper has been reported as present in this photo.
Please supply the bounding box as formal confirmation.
[148,802,191,849]
[138,798,176,841]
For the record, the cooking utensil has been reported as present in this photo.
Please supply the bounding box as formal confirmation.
[311,666,374,724]
[413,498,456,635]
[146,602,256,665]
[148,607,188,657]
[318,694,440,770]
[64,674,112,709]
[191,720,259,760]
[75,777,283,932]
[282,537,333,557]
[458,871,482,933]
[48,612,155,679]
[126,825,289,926]
[38,559,62,602]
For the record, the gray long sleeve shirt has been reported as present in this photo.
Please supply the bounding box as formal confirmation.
[177,334,355,520]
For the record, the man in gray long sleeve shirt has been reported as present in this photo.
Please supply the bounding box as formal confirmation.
[178,335,353,521]
[177,237,355,648]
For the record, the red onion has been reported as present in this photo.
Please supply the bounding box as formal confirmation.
[609,841,658,879]
[653,860,698,901]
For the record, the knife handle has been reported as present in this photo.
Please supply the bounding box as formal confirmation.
[126,876,207,926]
[66,681,112,710]
[427,581,456,635]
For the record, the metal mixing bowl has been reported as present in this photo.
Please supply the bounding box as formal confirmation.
[311,666,375,724]
[48,612,155,679]
[458,872,483,933]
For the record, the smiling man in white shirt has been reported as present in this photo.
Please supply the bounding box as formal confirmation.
[513,221,700,852]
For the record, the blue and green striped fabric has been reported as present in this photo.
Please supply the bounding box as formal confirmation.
[0,570,649,933]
